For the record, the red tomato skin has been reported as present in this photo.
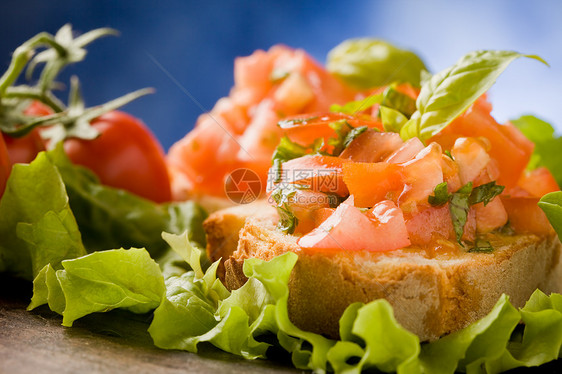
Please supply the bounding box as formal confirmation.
[0,135,11,197]
[3,131,45,164]
[2,101,51,165]
[64,111,172,203]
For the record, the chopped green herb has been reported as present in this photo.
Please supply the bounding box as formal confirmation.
[469,181,505,206]
[449,182,473,245]
[428,182,450,206]
[468,239,494,253]
[270,184,309,234]
[445,150,453,160]
[343,126,368,149]
[428,180,505,245]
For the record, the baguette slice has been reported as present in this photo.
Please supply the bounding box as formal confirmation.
[216,217,562,342]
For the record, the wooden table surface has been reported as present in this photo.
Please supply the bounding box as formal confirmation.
[1,274,560,374]
[0,275,299,374]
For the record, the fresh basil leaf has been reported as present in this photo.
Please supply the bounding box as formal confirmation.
[538,191,562,241]
[330,94,382,115]
[469,181,505,206]
[511,115,562,187]
[380,85,417,118]
[449,182,473,244]
[327,38,427,88]
[380,106,408,133]
[428,182,450,206]
[403,50,547,141]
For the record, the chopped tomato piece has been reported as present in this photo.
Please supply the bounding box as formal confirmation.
[278,154,350,196]
[167,117,240,197]
[298,196,410,252]
[451,137,491,185]
[289,190,333,234]
[281,112,382,148]
[405,205,476,245]
[400,143,443,207]
[312,207,335,226]
[473,197,508,233]
[512,167,559,198]
[440,154,462,193]
[430,96,533,188]
[365,200,411,249]
[342,162,403,207]
[339,130,404,162]
[501,197,554,235]
[385,137,424,164]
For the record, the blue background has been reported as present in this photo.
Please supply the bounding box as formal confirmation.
[1,0,561,150]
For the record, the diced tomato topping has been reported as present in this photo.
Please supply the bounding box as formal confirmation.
[169,45,362,199]
[405,205,476,246]
[508,167,559,198]
[281,112,383,148]
[278,154,350,196]
[289,190,333,234]
[501,197,554,235]
[167,117,240,196]
[430,96,534,188]
[473,197,508,233]
[385,137,424,164]
[339,130,403,162]
[400,143,444,207]
[298,196,410,252]
[311,207,336,227]
[342,162,403,207]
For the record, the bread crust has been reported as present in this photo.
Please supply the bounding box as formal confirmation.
[204,200,277,278]
[223,219,562,341]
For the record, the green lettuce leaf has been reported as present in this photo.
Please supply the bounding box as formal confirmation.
[45,145,208,255]
[29,247,165,326]
[0,151,83,280]
[401,50,547,142]
[511,115,562,187]
[327,38,427,88]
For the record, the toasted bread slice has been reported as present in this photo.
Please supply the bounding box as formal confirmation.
[218,218,562,342]
[204,200,278,278]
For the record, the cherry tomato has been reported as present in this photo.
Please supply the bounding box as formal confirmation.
[63,111,172,203]
[2,101,50,165]
[0,135,11,197]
